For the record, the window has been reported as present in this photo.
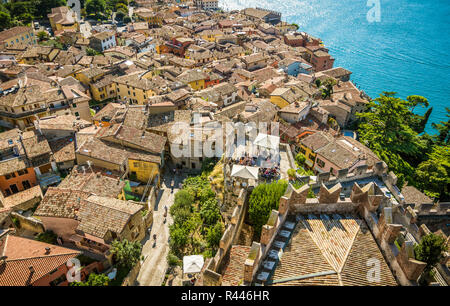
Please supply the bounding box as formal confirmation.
[18,169,28,176]
[9,184,19,194]
[5,173,16,180]
[316,158,325,168]
[22,180,31,189]
[308,153,315,160]
[75,112,79,117]
[49,274,66,286]
[72,103,77,108]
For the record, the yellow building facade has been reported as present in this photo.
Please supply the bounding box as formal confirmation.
[298,144,316,168]
[188,79,206,91]
[128,158,160,185]
[0,26,37,48]
[115,82,155,104]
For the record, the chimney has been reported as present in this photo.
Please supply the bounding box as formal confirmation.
[44,247,51,255]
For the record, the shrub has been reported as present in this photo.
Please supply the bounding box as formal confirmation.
[110,239,142,270]
[171,189,194,213]
[169,223,189,256]
[199,198,221,226]
[206,222,223,249]
[295,153,306,166]
[123,15,131,24]
[70,272,109,286]
[287,168,296,178]
[415,233,447,277]
[167,253,181,267]
[248,180,288,237]
[36,230,57,244]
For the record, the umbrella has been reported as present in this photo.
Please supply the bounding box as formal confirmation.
[183,255,204,274]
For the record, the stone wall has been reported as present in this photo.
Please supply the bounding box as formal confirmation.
[10,212,44,233]
[200,188,249,286]
[240,179,441,286]
[122,260,142,286]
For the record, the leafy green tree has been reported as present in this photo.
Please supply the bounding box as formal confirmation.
[201,157,216,174]
[432,107,450,145]
[199,198,220,226]
[19,12,33,25]
[123,15,131,23]
[5,2,35,18]
[169,223,189,256]
[415,145,450,200]
[407,95,429,111]
[248,180,288,237]
[86,47,101,56]
[115,3,127,12]
[357,92,425,187]
[36,230,57,244]
[70,272,109,286]
[114,9,126,21]
[295,153,306,166]
[287,168,296,178]
[110,239,142,270]
[171,189,194,213]
[172,206,191,225]
[320,78,337,99]
[167,253,181,267]
[415,233,447,284]
[0,11,11,31]
[37,30,49,41]
[206,222,223,249]
[86,0,106,15]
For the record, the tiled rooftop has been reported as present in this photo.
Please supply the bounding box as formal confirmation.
[221,245,251,286]
[77,195,143,239]
[0,235,80,286]
[268,214,397,286]
[34,187,91,219]
[58,168,125,198]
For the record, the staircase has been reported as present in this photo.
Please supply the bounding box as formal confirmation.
[253,215,297,285]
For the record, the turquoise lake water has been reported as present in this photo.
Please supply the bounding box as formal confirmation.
[220,0,450,133]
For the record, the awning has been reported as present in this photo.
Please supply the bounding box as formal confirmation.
[183,255,204,274]
[253,133,280,150]
[231,165,259,180]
